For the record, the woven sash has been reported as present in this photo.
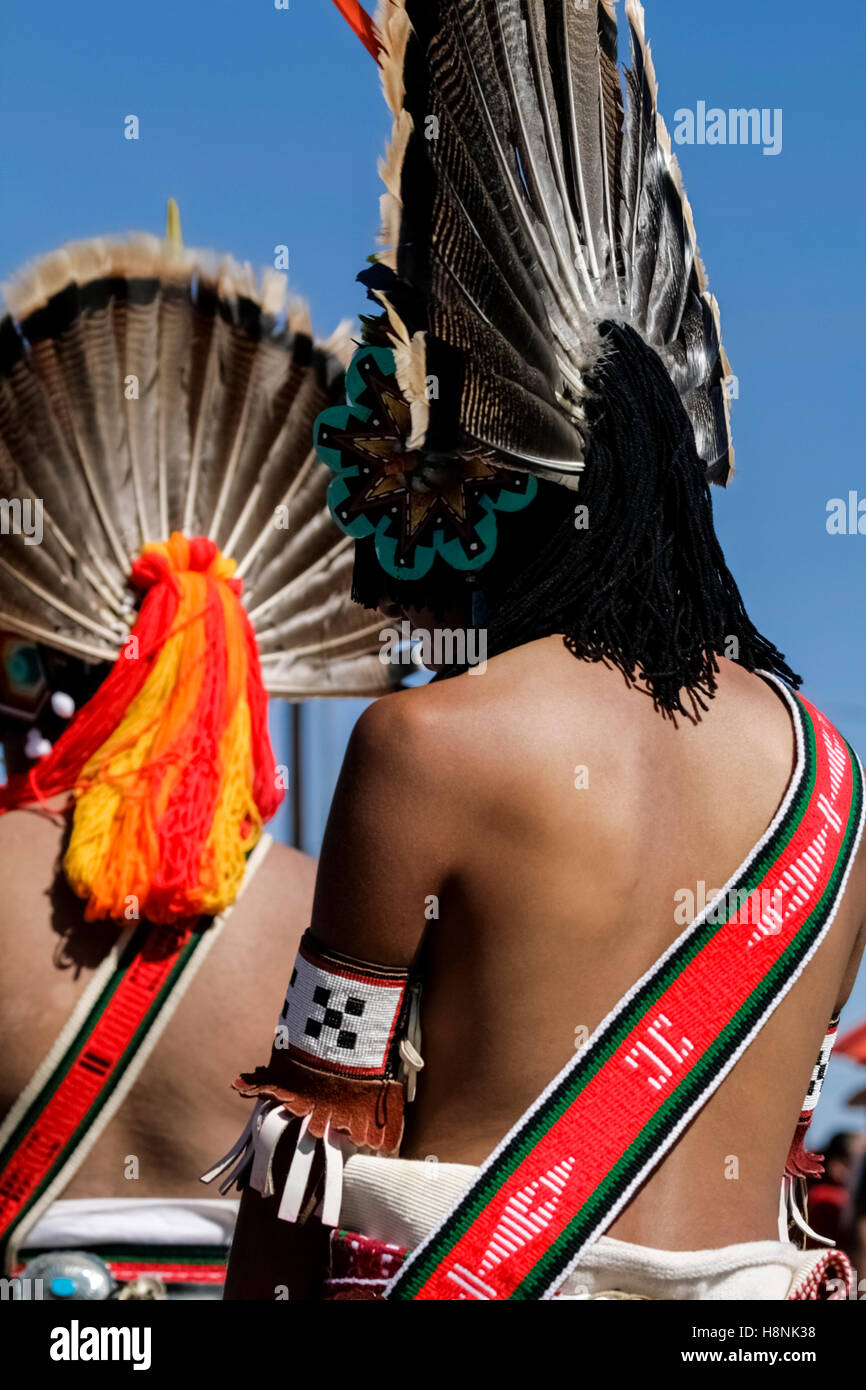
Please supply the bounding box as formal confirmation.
[386,680,864,1301]
[0,835,271,1272]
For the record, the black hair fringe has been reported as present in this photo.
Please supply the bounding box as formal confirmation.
[352,322,800,717]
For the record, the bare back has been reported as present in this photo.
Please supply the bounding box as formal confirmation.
[316,643,866,1252]
[0,812,313,1201]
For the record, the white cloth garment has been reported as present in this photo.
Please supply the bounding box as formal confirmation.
[340,1153,829,1300]
[23,1197,239,1251]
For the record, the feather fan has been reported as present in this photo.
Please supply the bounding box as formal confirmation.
[368,0,734,486]
[0,234,400,697]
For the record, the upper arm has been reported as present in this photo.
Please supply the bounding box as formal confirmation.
[224,695,449,1300]
[309,689,452,968]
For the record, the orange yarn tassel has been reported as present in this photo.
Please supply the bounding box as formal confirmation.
[0,534,281,923]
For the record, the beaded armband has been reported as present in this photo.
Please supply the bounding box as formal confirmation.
[236,930,414,1150]
[786,1015,840,1181]
[781,1015,841,1249]
[202,931,423,1225]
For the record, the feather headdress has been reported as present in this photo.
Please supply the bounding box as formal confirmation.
[336,0,733,504]
[0,229,399,921]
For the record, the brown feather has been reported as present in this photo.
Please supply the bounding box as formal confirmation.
[0,236,401,697]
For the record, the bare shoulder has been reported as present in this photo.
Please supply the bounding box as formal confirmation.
[350,638,599,761]
[343,678,505,818]
[349,644,639,809]
[352,642,757,767]
[344,650,848,843]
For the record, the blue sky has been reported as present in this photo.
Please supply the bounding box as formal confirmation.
[2,0,865,1141]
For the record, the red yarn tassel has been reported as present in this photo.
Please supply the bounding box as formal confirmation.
[0,534,282,923]
[0,579,180,813]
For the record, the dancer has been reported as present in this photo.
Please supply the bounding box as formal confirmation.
[0,221,397,1296]
[214,1,866,1300]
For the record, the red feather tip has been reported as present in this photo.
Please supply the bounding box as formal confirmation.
[330,0,381,62]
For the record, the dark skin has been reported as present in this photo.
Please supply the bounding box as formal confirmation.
[226,638,866,1299]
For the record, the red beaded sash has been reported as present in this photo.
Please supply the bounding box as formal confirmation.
[386,681,864,1301]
